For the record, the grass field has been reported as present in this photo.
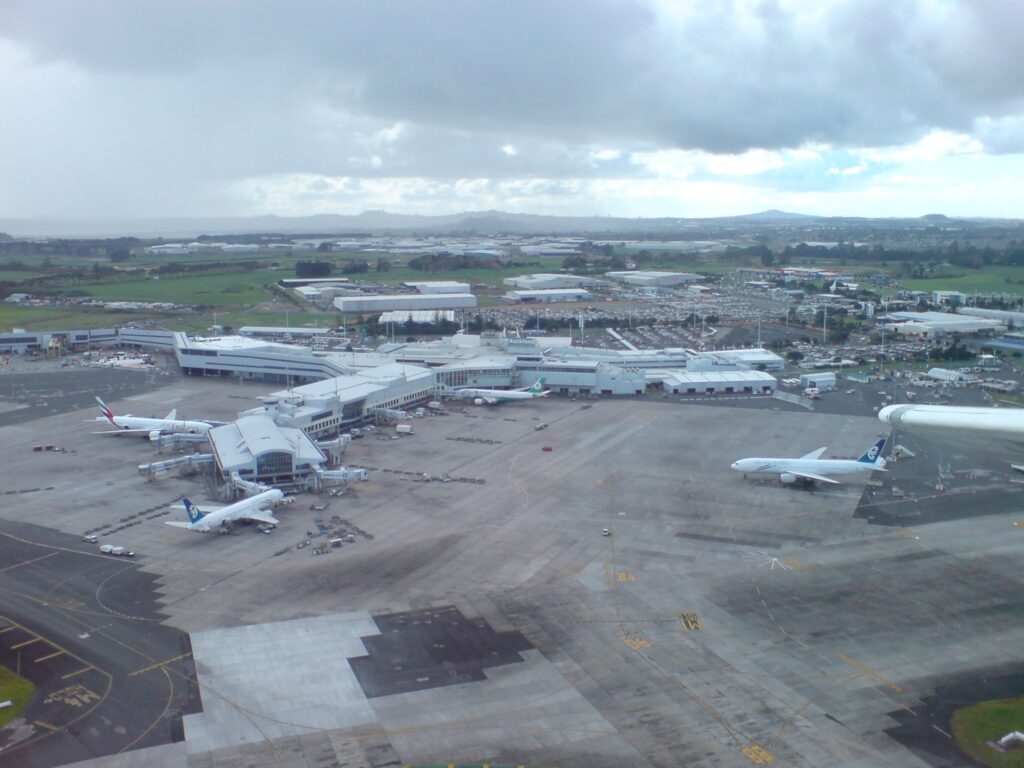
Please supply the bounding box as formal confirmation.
[951,697,1024,767]
[900,266,1024,296]
[0,305,153,331]
[0,666,35,727]
[49,269,286,308]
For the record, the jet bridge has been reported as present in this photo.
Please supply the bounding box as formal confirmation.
[138,453,214,479]
[229,473,271,496]
[150,432,210,452]
[315,434,352,466]
[368,406,407,424]
[310,466,368,492]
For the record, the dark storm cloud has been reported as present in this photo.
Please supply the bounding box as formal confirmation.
[0,0,1021,217]
[3,0,1021,153]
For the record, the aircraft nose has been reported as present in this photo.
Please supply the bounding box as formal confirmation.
[730,461,740,470]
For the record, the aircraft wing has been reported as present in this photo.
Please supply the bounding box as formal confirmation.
[799,447,827,460]
[92,428,156,435]
[788,470,841,485]
[240,509,279,525]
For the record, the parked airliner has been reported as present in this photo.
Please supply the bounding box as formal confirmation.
[731,437,887,486]
[92,396,215,437]
[455,378,549,405]
[166,489,284,533]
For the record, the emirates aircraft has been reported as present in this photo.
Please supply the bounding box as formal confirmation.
[92,396,215,438]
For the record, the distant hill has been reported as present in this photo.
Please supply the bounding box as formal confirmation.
[0,209,1012,239]
[729,209,822,222]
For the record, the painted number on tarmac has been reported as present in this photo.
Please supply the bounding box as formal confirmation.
[624,637,652,651]
[44,684,100,708]
[742,745,774,764]
[678,612,703,631]
[617,570,635,582]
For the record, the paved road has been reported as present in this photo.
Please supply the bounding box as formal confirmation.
[0,521,199,768]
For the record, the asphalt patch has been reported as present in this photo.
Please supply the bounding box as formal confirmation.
[885,666,1024,768]
[0,368,171,428]
[0,520,201,768]
[349,605,532,699]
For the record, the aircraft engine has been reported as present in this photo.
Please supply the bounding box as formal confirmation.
[149,429,162,442]
[779,472,797,484]
[474,398,484,406]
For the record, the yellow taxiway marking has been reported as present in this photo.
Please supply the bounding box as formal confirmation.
[61,667,93,680]
[839,653,902,692]
[129,652,192,677]
[35,650,64,663]
[11,637,40,649]
[742,744,775,764]
[0,626,15,634]
[0,551,60,574]
[33,720,59,732]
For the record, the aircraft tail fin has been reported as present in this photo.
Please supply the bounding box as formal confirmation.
[528,378,545,393]
[95,396,116,425]
[164,408,178,421]
[858,437,887,466]
[182,498,205,524]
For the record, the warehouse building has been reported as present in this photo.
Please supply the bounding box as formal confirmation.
[882,311,1003,338]
[334,294,477,312]
[605,271,703,287]
[690,348,785,372]
[958,306,1024,329]
[512,360,645,395]
[502,289,591,303]
[659,370,776,395]
[503,274,607,290]
[402,281,471,295]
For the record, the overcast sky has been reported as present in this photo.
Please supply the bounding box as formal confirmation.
[1,0,1022,221]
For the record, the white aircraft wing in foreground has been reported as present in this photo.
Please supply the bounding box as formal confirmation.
[879,403,1024,464]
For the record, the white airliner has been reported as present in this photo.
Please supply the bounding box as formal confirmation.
[731,437,888,485]
[92,397,214,438]
[455,378,549,405]
[879,403,1024,464]
[166,489,284,533]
